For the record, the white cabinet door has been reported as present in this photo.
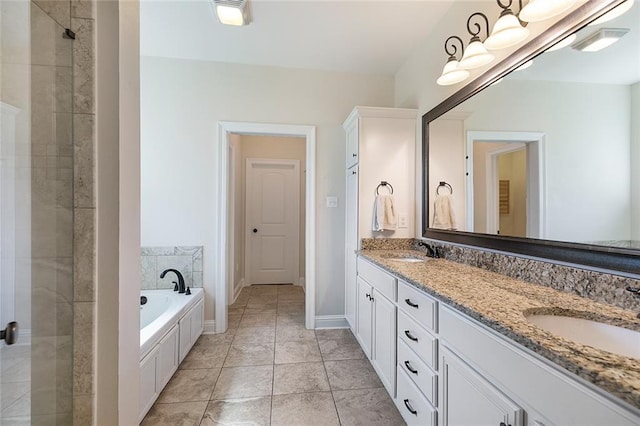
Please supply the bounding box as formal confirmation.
[157,324,179,391]
[356,278,373,357]
[190,299,204,343]
[345,119,359,168]
[440,346,524,426]
[345,166,358,331]
[372,290,396,397]
[139,346,159,422]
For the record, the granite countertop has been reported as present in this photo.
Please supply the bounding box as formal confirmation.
[358,249,640,410]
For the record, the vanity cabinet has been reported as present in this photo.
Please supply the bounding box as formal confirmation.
[353,257,640,426]
[343,106,417,333]
[356,258,397,397]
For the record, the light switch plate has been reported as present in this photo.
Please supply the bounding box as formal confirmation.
[326,196,338,208]
[398,213,408,228]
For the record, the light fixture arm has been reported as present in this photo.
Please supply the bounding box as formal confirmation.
[496,0,529,25]
[466,12,491,41]
[444,35,465,60]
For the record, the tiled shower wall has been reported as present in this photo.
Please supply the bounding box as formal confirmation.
[141,246,204,290]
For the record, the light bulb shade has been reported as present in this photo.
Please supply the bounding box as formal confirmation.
[589,0,635,26]
[519,0,576,23]
[437,59,470,86]
[484,13,530,50]
[458,40,495,69]
[546,33,577,51]
[213,0,251,26]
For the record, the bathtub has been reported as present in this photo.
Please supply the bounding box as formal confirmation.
[140,288,204,359]
[139,288,204,421]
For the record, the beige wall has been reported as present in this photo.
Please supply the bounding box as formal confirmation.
[141,56,394,320]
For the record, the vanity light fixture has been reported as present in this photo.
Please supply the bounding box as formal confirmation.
[572,28,629,52]
[484,0,530,50]
[546,33,577,51]
[589,0,634,26]
[519,0,576,23]
[458,13,495,69]
[212,0,251,26]
[437,36,471,86]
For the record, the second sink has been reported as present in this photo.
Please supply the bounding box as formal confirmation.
[525,313,640,359]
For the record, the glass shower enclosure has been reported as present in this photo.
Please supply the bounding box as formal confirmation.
[1,0,75,423]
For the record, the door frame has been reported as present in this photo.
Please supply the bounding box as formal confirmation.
[217,122,316,331]
[244,158,300,287]
[486,143,526,235]
[466,131,546,239]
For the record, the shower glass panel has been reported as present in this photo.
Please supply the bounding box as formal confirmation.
[1,0,74,424]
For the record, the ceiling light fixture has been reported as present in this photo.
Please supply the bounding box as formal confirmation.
[588,0,635,26]
[546,33,577,51]
[571,28,629,52]
[519,0,576,23]
[437,36,471,86]
[458,13,495,69]
[212,0,251,26]
[484,0,530,50]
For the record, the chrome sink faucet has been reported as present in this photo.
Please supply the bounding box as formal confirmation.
[161,269,186,294]
[625,287,640,318]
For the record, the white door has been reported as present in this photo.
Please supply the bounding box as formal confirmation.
[246,158,300,285]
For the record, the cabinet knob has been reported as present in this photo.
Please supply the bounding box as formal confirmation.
[403,399,418,416]
[404,330,419,342]
[405,298,419,308]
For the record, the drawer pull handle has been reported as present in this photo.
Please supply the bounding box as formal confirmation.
[405,298,419,308]
[403,399,418,416]
[352,153,357,157]
[404,330,419,342]
[404,360,418,374]
[365,293,371,300]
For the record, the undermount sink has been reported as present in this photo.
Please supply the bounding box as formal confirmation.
[387,257,425,263]
[525,313,640,359]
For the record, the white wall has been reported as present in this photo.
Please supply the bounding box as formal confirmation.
[632,82,640,241]
[460,80,631,243]
[141,56,394,321]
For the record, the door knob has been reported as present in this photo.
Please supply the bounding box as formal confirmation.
[1,321,18,345]
[253,228,258,233]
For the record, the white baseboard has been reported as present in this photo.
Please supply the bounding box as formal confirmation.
[314,315,349,329]
[233,278,245,303]
[203,320,217,334]
[298,277,305,292]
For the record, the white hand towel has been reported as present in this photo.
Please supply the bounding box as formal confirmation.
[373,194,397,231]
[432,193,457,230]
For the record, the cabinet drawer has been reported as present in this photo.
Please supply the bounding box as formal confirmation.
[398,339,437,406]
[396,367,437,426]
[357,257,396,302]
[398,280,437,333]
[398,311,437,371]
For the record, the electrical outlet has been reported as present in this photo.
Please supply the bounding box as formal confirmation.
[326,196,338,208]
[398,213,408,228]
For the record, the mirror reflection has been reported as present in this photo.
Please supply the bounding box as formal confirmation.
[428,0,640,249]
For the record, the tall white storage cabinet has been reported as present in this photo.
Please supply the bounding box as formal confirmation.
[343,106,417,331]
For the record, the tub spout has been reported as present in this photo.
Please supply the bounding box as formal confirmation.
[160,269,186,294]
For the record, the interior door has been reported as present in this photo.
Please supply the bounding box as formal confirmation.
[1,2,75,423]
[246,158,300,285]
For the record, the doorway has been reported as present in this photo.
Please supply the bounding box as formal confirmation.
[466,131,546,239]
[216,122,316,332]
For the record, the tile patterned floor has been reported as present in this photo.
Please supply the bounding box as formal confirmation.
[143,284,405,425]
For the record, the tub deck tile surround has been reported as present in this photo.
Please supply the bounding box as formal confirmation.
[358,247,640,410]
[143,284,404,425]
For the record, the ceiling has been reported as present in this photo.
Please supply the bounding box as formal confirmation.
[507,0,640,85]
[140,0,456,75]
